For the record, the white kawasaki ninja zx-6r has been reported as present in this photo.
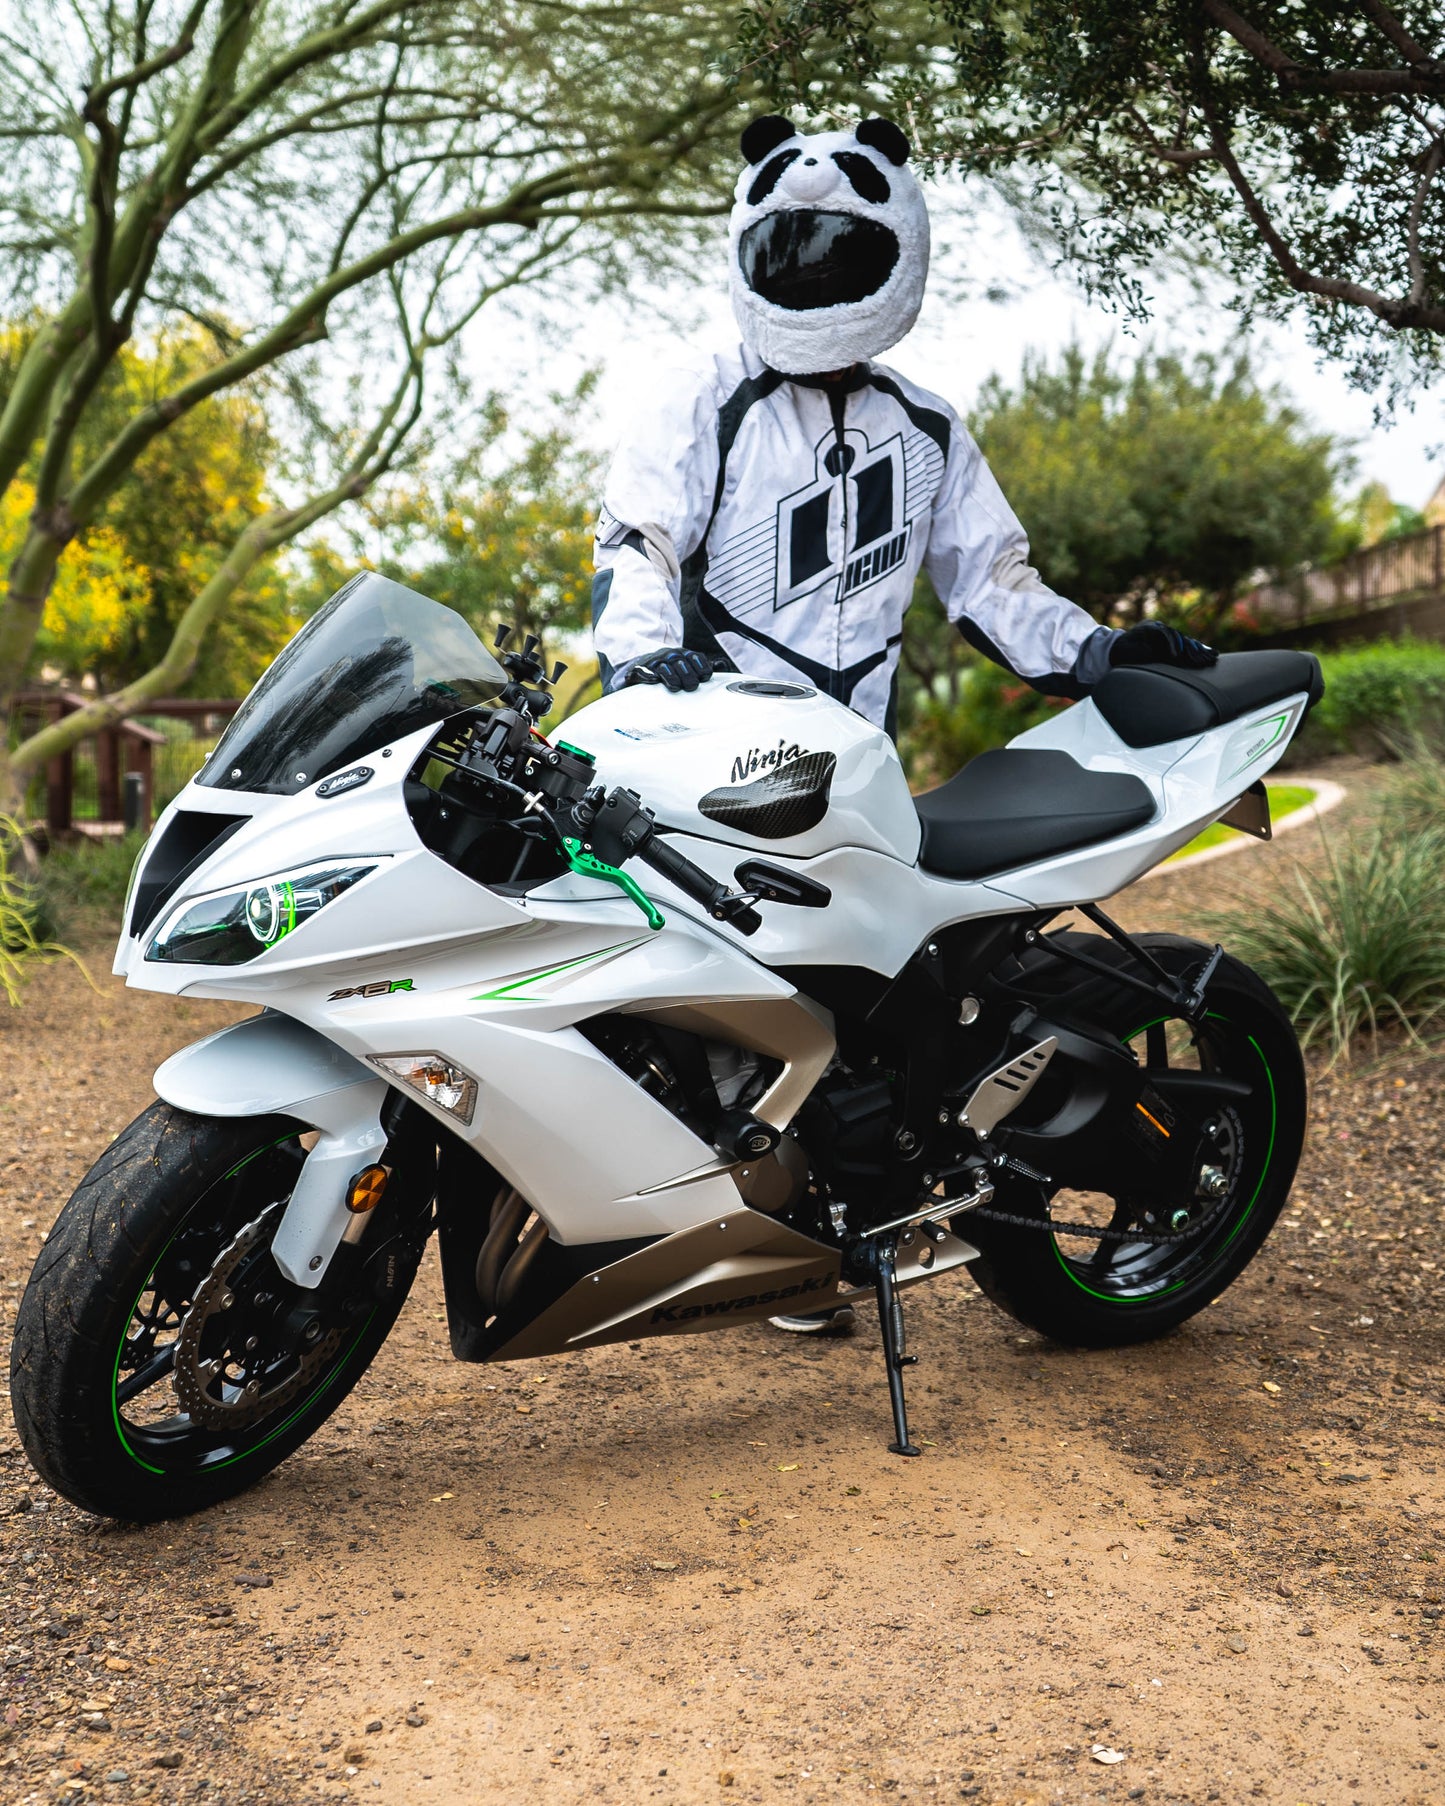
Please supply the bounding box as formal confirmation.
[12,575,1319,1519]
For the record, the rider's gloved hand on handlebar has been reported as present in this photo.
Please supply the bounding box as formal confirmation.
[624,648,714,692]
[1109,622,1217,670]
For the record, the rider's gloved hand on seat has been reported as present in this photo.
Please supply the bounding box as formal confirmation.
[624,648,715,692]
[1109,623,1217,670]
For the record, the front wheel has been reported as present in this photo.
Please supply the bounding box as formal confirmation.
[965,935,1306,1347]
[10,1102,428,1521]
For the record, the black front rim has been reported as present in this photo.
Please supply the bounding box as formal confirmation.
[1047,1011,1279,1306]
[110,1135,374,1477]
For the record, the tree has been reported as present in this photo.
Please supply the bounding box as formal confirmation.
[0,324,291,696]
[367,382,601,652]
[734,3,1445,387]
[970,346,1347,629]
[896,344,1346,777]
[0,0,753,815]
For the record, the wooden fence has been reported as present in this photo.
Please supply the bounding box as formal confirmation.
[11,693,239,840]
[1241,522,1445,633]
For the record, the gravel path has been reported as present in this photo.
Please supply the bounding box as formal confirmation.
[2,759,1440,1806]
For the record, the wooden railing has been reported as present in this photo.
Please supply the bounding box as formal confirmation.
[1241,522,1445,628]
[11,692,239,840]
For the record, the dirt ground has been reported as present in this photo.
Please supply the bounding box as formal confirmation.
[2,765,1442,1806]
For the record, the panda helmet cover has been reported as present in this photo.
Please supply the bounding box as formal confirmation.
[729,114,930,376]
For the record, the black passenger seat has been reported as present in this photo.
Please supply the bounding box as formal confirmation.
[1091,650,1323,749]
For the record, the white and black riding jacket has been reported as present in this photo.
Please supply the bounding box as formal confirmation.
[591,343,1114,732]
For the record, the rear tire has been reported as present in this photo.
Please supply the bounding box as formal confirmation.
[10,1102,422,1521]
[965,935,1305,1347]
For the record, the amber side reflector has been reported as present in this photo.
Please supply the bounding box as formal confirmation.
[346,1164,390,1214]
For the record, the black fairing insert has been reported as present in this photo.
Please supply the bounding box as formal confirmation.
[129,809,250,941]
[699,751,837,839]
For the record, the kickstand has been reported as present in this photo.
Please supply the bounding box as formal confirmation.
[870,1238,921,1457]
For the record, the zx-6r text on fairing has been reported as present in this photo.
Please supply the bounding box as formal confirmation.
[12,574,1318,1519]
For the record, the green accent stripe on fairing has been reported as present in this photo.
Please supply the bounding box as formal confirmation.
[1226,710,1292,780]
[1051,1013,1278,1304]
[471,937,647,1002]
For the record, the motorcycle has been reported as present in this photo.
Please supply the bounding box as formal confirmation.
[11,573,1319,1520]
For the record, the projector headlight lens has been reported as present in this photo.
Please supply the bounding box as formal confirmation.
[146,862,381,965]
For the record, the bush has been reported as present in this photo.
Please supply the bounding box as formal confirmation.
[1379,734,1445,840]
[1310,638,1445,756]
[1208,823,1445,1061]
[902,661,1073,789]
[0,819,89,1005]
[37,830,147,930]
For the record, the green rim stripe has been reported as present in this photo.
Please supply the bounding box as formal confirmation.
[471,937,645,1002]
[112,1131,354,1478]
[1051,1012,1278,1304]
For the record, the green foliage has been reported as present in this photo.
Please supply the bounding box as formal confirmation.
[1379,734,1445,840]
[736,2,1445,390]
[35,831,147,932]
[1209,824,1445,1062]
[1311,639,1445,753]
[0,818,89,1004]
[298,383,603,674]
[970,346,1346,625]
[900,621,1071,789]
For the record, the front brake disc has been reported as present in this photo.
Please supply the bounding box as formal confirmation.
[173,1203,343,1430]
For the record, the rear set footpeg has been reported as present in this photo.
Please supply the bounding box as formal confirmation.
[955,1037,1057,1139]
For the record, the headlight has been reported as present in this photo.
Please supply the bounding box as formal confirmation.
[145,861,382,965]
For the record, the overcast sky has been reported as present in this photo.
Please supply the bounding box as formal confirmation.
[480,194,1444,511]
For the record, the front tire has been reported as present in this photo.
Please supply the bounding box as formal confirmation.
[10,1102,423,1521]
[965,936,1306,1347]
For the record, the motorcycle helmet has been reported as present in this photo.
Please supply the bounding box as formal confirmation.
[729,114,930,376]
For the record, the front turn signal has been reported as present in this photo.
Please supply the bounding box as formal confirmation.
[346,1164,390,1214]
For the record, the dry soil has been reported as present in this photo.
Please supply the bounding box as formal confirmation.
[1,768,1441,1806]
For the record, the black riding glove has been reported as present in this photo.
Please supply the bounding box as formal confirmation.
[1109,622,1217,670]
[624,648,715,693]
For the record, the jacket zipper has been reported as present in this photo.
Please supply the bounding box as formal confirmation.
[828,384,849,700]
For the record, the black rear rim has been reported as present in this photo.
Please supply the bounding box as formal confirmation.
[110,1134,375,1478]
[1047,1009,1279,1306]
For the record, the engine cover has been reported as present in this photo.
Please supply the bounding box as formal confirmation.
[562,679,921,862]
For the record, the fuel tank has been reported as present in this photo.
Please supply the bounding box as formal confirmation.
[561,677,921,863]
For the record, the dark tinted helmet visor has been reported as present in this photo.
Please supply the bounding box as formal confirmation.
[738,210,898,311]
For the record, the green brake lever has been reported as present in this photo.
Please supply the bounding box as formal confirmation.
[562,836,664,931]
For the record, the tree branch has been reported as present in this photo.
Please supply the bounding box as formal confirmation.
[1205,108,1445,332]
[1201,0,1445,95]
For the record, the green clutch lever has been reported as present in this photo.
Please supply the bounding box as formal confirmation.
[562,836,664,931]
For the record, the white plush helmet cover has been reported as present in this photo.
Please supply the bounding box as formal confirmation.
[729,115,930,376]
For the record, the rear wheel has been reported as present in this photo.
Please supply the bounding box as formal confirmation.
[965,936,1305,1346]
[10,1102,427,1520]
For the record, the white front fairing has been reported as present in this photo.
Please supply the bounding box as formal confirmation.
[119,670,1312,1277]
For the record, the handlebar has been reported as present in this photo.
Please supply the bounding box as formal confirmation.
[636,835,763,936]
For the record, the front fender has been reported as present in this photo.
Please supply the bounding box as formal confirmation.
[154,1013,388,1289]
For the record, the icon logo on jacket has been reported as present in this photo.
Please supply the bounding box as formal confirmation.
[772,428,909,612]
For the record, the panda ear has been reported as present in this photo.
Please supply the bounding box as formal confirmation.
[740,115,797,165]
[855,117,910,167]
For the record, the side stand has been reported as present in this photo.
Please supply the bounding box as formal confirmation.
[868,1238,921,1457]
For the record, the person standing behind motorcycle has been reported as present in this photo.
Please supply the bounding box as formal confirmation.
[590,113,1214,1332]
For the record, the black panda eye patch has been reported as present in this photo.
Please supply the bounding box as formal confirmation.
[746,149,801,206]
[831,151,890,204]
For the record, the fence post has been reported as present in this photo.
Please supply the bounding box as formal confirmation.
[45,699,73,839]
[122,772,145,832]
[96,727,121,823]
[1436,523,1443,596]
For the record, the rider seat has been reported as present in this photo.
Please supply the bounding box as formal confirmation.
[914,749,1156,880]
[1091,650,1323,749]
